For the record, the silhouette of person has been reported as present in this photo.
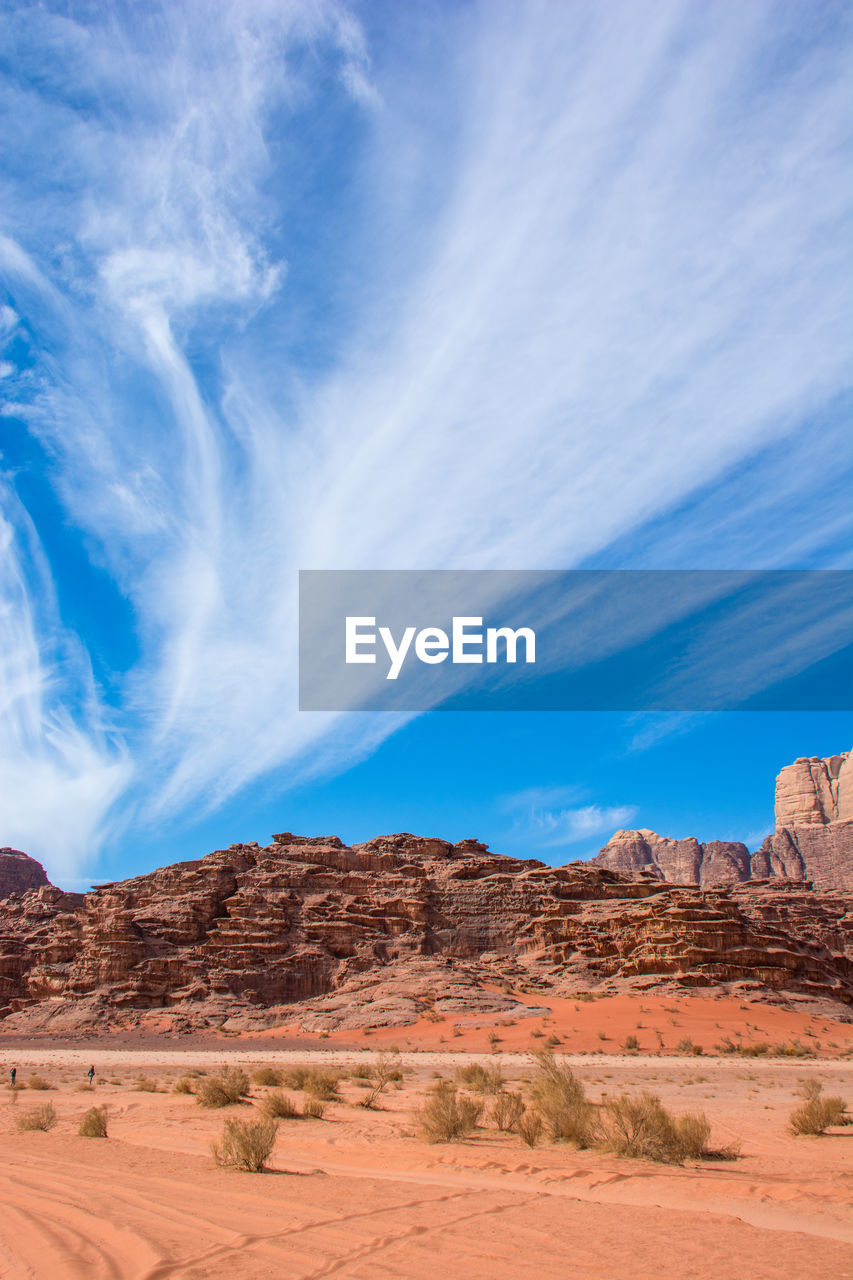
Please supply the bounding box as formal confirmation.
[9,1067,16,1089]
[88,1065,95,1085]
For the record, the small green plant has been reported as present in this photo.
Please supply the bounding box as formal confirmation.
[16,1102,57,1132]
[212,1117,278,1172]
[78,1106,108,1138]
[195,1067,250,1108]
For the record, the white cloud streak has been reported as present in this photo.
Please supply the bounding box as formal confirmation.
[0,0,850,876]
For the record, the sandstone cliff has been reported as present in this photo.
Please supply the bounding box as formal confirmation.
[0,849,50,899]
[592,750,853,892]
[0,830,850,1033]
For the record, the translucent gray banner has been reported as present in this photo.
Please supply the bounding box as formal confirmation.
[298,570,852,712]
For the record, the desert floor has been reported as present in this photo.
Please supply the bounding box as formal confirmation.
[0,994,851,1279]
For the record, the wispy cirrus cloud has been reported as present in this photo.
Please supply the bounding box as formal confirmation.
[501,787,638,849]
[0,1,850,877]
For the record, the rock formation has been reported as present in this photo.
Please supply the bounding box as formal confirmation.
[593,831,752,887]
[757,752,853,892]
[0,830,850,1033]
[593,750,853,892]
[0,849,50,899]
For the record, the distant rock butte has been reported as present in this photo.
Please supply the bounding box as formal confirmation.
[0,849,50,899]
[0,751,850,1034]
[593,751,853,894]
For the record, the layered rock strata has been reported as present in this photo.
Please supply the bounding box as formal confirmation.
[0,831,850,1031]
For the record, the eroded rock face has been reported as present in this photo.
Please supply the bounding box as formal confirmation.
[593,830,750,888]
[0,849,50,899]
[775,753,852,826]
[0,829,851,1031]
[765,752,853,892]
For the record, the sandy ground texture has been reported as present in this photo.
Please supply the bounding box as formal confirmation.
[0,1036,851,1277]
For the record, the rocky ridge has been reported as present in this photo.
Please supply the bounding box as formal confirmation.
[0,751,850,1034]
[0,830,851,1034]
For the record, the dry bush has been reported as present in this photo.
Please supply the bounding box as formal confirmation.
[790,1082,848,1135]
[623,1034,640,1051]
[601,1092,710,1164]
[350,1064,372,1079]
[212,1117,278,1172]
[263,1090,298,1119]
[492,1090,525,1132]
[281,1065,310,1090]
[359,1052,403,1109]
[16,1102,57,1132]
[78,1106,108,1138]
[74,1084,95,1093]
[517,1110,543,1147]
[133,1077,159,1092]
[303,1068,340,1100]
[302,1098,325,1119]
[251,1067,284,1087]
[455,1062,504,1094]
[418,1082,483,1143]
[195,1067,250,1108]
[172,1076,195,1095]
[26,1076,53,1091]
[528,1051,598,1148]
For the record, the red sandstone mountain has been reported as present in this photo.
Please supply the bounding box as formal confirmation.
[593,751,853,892]
[0,752,850,1035]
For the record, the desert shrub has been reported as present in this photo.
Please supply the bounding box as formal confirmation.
[418,1082,483,1143]
[281,1066,310,1090]
[302,1098,325,1119]
[251,1067,284,1087]
[790,1082,848,1135]
[195,1067,250,1109]
[601,1092,710,1164]
[575,991,595,1002]
[212,1117,277,1172]
[455,1062,504,1095]
[492,1090,525,1132]
[172,1076,195,1095]
[133,1077,159,1092]
[623,1035,640,1052]
[262,1090,297,1119]
[26,1076,53,1091]
[740,1042,770,1057]
[350,1064,372,1079]
[676,1039,695,1054]
[303,1068,340,1100]
[74,1084,95,1093]
[16,1102,57,1132]
[359,1052,403,1109]
[528,1051,598,1148]
[517,1110,544,1147]
[78,1106,108,1138]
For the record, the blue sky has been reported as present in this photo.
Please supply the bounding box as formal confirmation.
[0,0,850,887]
